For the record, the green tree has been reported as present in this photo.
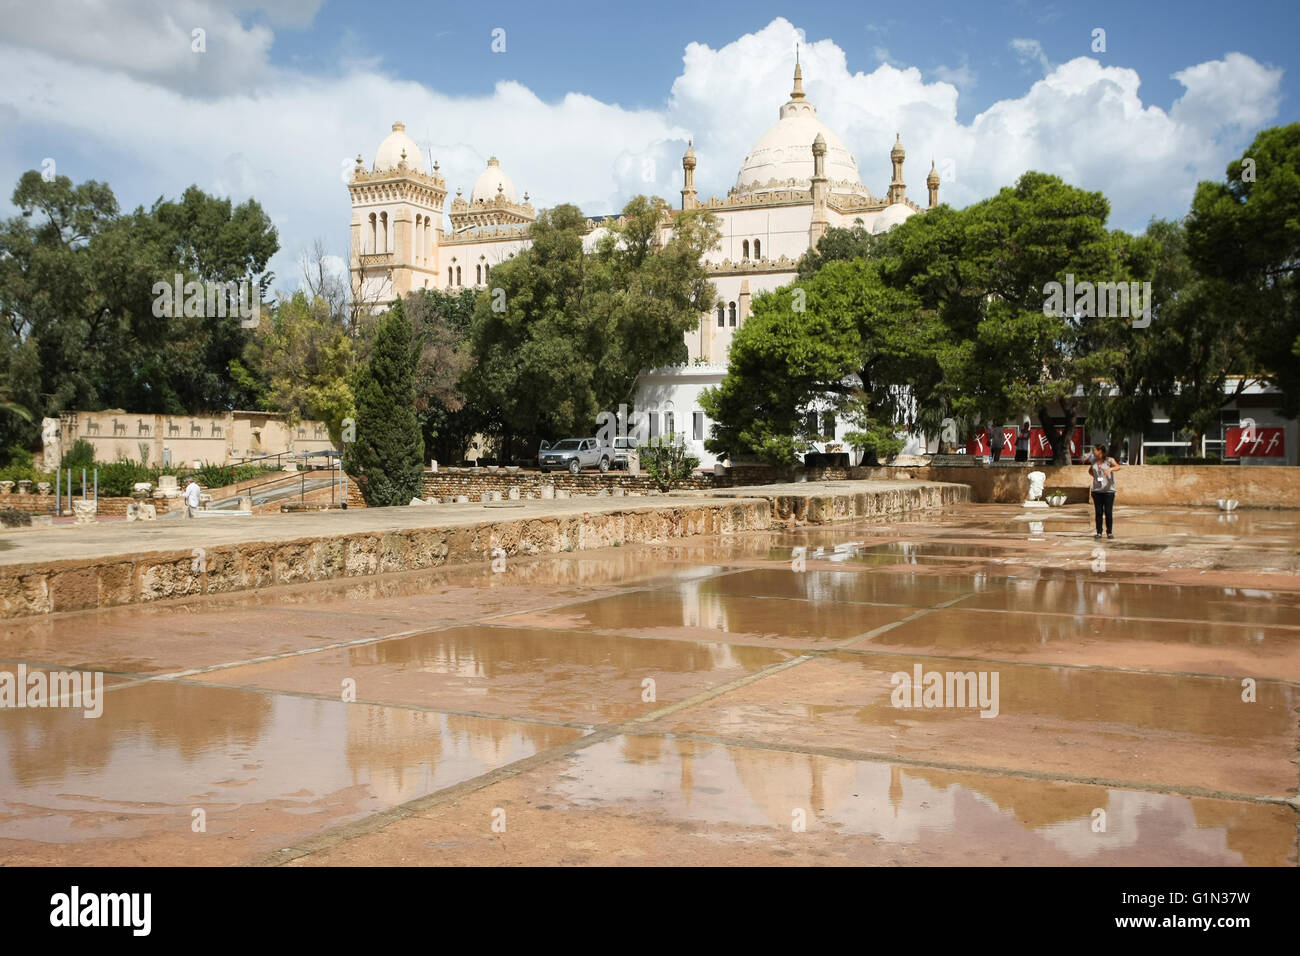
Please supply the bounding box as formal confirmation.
[0,171,277,424]
[701,259,937,466]
[1186,123,1300,415]
[465,197,719,459]
[405,288,484,464]
[345,298,424,506]
[237,292,356,446]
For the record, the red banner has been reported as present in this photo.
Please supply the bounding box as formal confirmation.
[1226,426,1285,458]
[967,427,1086,460]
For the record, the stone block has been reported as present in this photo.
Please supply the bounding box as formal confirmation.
[540,486,555,500]
[71,500,96,525]
[36,482,51,495]
[0,481,12,494]
[507,487,520,500]
[17,480,32,494]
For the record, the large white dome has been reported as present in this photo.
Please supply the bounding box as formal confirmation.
[470,157,516,203]
[373,121,425,173]
[733,64,869,200]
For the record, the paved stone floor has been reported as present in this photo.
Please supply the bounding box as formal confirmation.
[0,503,1296,866]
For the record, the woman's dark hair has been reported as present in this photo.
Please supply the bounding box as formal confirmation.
[1093,443,1107,457]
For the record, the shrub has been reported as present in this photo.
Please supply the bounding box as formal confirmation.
[96,461,155,497]
[639,434,700,492]
[63,439,95,471]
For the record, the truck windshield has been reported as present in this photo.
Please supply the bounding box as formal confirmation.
[552,440,581,450]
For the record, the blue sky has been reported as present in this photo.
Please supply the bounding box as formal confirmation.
[268,0,1296,119]
[1,0,1296,290]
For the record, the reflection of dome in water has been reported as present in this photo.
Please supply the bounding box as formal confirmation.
[728,747,859,828]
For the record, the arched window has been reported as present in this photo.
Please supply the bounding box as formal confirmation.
[665,411,675,435]
[476,265,482,284]
[728,302,737,326]
[754,239,761,259]
[424,219,431,262]
[716,304,725,327]
[742,239,750,259]
[456,266,462,286]
[447,267,453,285]
[416,216,424,260]
[484,263,489,279]
[368,213,377,253]
[379,212,388,253]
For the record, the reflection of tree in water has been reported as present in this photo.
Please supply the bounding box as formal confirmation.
[1190,798,1294,867]
[0,682,271,786]
[908,767,1104,828]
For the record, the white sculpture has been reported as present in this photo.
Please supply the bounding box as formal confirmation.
[1023,470,1048,509]
[41,417,61,469]
[1027,471,1046,500]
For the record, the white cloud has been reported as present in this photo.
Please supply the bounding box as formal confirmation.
[0,14,1284,296]
[1010,38,1053,76]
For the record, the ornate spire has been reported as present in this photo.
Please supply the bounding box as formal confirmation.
[927,158,940,185]
[791,54,805,101]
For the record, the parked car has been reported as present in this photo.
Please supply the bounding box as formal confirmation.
[611,435,639,469]
[539,438,611,474]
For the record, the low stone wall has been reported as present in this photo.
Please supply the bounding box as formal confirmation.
[0,499,772,617]
[420,464,837,500]
[0,479,962,617]
[866,464,1300,507]
[0,494,182,517]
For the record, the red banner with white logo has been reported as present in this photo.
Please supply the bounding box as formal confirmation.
[967,427,1086,460]
[1226,426,1285,457]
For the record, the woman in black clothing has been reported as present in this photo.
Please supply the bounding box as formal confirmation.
[1084,443,1120,539]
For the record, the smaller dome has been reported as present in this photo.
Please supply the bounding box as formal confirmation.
[470,157,517,203]
[683,140,696,167]
[927,160,940,185]
[891,133,905,160]
[872,203,913,234]
[374,121,426,174]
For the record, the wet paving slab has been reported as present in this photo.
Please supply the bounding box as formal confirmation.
[849,607,1300,681]
[2,503,1297,866]
[288,736,1296,866]
[0,679,584,865]
[185,625,793,725]
[490,586,918,648]
[642,651,1299,799]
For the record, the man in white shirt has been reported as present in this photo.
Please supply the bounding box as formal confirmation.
[183,476,202,518]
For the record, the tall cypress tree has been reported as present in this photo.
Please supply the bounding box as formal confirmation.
[347,298,424,506]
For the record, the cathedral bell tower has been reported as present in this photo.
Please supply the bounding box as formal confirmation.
[348,121,447,311]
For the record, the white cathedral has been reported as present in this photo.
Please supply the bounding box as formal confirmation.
[347,62,939,467]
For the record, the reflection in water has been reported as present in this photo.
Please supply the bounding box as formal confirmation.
[556,737,1291,864]
[0,682,582,847]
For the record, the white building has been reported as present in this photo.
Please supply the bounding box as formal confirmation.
[348,61,939,466]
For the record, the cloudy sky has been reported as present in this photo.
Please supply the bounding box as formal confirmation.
[0,0,1294,292]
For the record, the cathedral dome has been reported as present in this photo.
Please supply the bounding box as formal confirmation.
[732,63,868,200]
[470,157,516,203]
[373,121,425,173]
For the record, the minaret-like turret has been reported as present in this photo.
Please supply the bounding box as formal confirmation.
[927,159,940,209]
[809,132,829,247]
[888,133,907,204]
[681,140,698,210]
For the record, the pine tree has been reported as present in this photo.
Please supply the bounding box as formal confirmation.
[346,298,424,506]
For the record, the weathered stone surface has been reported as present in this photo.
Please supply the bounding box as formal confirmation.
[72,500,97,524]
